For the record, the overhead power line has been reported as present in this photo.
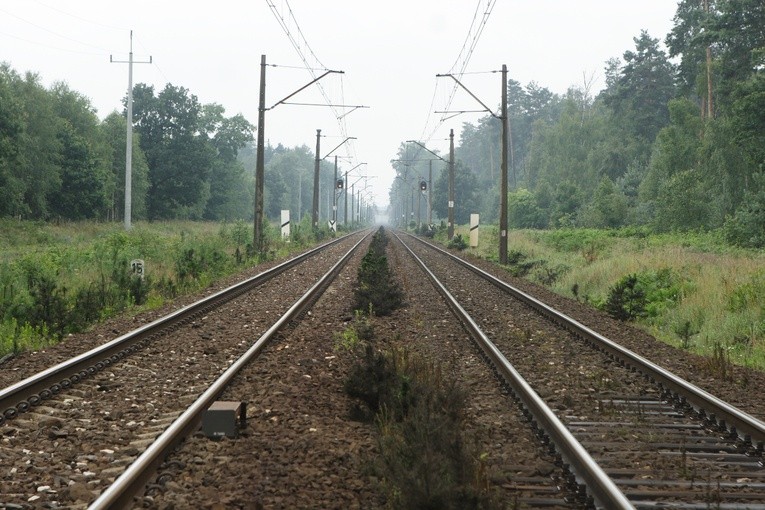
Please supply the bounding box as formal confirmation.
[0,6,117,54]
[418,0,499,147]
[265,0,358,162]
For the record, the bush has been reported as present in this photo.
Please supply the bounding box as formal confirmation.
[602,268,685,322]
[372,349,498,509]
[447,234,468,251]
[603,274,646,321]
[353,228,404,316]
[344,344,399,422]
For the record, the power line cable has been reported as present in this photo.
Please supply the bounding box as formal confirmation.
[265,0,357,163]
[31,0,129,31]
[0,6,117,54]
[420,0,498,146]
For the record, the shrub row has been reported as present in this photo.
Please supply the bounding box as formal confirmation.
[342,228,498,508]
[353,227,404,316]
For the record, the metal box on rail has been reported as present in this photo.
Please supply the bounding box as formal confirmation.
[202,401,247,439]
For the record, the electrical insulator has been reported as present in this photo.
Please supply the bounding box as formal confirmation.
[420,180,427,191]
[336,179,344,189]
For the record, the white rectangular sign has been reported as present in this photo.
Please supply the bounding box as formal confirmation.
[280,210,290,240]
[470,214,479,247]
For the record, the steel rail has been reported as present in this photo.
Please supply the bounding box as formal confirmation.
[404,232,765,451]
[0,232,359,424]
[393,231,634,509]
[89,230,370,509]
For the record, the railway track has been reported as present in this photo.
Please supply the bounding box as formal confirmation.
[0,231,369,508]
[396,231,765,509]
[2,226,764,509]
[132,227,578,509]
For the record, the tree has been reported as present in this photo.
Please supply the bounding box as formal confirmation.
[432,161,478,225]
[12,71,62,219]
[0,66,25,217]
[724,172,765,247]
[729,73,765,168]
[48,83,113,220]
[666,0,720,113]
[132,84,214,219]
[654,170,710,231]
[101,112,149,220]
[200,104,254,220]
[525,96,604,195]
[507,188,546,229]
[579,177,628,228]
[712,0,765,109]
[641,98,704,203]
[602,31,677,148]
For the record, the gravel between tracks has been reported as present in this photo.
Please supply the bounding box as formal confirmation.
[146,230,569,509]
[2,230,763,509]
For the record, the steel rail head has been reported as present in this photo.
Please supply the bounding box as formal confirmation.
[88,231,371,510]
[404,231,765,450]
[393,231,634,510]
[0,232,356,424]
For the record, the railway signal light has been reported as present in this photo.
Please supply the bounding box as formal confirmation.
[336,179,344,189]
[420,180,427,191]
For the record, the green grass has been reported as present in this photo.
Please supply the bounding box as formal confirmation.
[0,218,326,357]
[447,224,765,371]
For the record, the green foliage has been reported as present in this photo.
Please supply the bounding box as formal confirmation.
[0,220,314,358]
[0,318,48,355]
[723,173,765,248]
[728,271,765,314]
[503,250,544,277]
[344,344,399,421]
[507,188,547,229]
[579,177,628,228]
[534,228,620,253]
[431,161,479,225]
[674,320,699,350]
[447,234,468,251]
[418,223,436,238]
[602,268,685,321]
[602,30,676,146]
[353,228,404,316]
[371,349,498,509]
[334,311,374,352]
[343,337,498,509]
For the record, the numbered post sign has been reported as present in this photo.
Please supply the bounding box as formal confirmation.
[281,210,290,240]
[470,214,479,247]
[130,259,145,279]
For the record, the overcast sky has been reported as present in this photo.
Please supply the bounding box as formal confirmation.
[1,1,679,207]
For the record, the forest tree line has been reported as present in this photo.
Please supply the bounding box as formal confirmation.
[2,0,763,246]
[0,60,351,225]
[391,0,764,247]
[0,66,259,222]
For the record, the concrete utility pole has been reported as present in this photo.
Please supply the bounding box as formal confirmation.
[254,55,267,252]
[111,31,151,231]
[253,56,344,251]
[499,64,509,265]
[428,160,432,225]
[312,135,355,229]
[332,155,338,227]
[343,169,348,225]
[448,129,455,240]
[436,65,510,263]
[313,129,321,228]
